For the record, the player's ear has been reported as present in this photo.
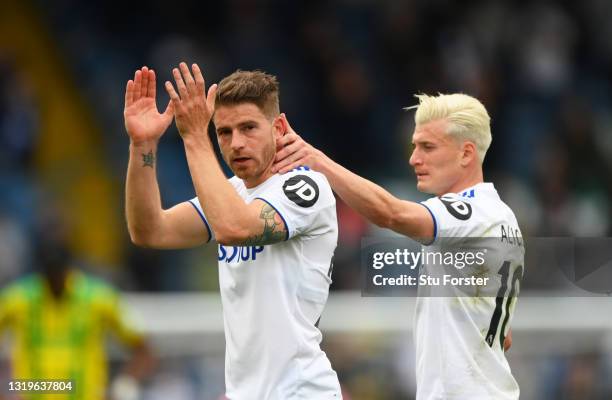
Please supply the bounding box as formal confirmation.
[461,141,477,167]
[272,113,286,138]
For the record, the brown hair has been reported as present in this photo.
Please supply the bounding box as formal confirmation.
[215,70,280,119]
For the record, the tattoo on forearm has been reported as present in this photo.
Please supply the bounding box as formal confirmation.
[241,204,286,245]
[142,150,155,168]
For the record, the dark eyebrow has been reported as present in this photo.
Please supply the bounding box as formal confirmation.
[216,120,260,134]
[412,139,436,146]
[238,120,259,127]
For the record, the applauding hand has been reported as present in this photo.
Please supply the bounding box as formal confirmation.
[124,66,174,145]
[164,62,217,139]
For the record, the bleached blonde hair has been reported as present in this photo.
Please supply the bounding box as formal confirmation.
[406,93,492,163]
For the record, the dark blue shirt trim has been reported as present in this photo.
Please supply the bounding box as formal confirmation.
[254,197,290,241]
[188,199,213,243]
[420,203,437,245]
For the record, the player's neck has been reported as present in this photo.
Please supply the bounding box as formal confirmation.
[44,275,68,300]
[445,168,484,194]
[243,163,275,188]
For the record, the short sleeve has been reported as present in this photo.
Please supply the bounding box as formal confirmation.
[188,177,244,243]
[188,197,214,243]
[256,170,336,240]
[421,193,476,244]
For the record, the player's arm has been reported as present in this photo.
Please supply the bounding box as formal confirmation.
[124,66,210,248]
[165,62,287,246]
[504,329,512,352]
[273,115,434,241]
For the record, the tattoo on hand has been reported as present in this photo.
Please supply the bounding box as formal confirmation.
[241,204,286,245]
[142,150,155,168]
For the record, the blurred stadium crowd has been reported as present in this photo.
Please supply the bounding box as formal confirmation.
[1,0,612,399]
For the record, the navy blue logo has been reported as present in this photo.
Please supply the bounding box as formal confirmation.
[219,245,264,263]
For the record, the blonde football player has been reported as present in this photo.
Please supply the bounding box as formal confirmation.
[274,93,524,400]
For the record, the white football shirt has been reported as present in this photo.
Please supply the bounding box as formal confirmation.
[417,182,524,400]
[190,167,341,400]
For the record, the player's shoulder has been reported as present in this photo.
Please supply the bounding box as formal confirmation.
[459,183,518,221]
[0,275,45,312]
[424,192,474,222]
[82,273,115,293]
[0,275,40,300]
[424,183,503,222]
[279,166,332,190]
[280,165,330,183]
[71,272,119,303]
[273,166,334,207]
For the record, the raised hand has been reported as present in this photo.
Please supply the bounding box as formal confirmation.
[164,62,217,139]
[272,114,323,173]
[124,66,174,144]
